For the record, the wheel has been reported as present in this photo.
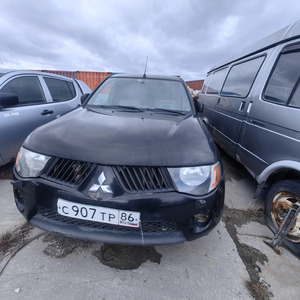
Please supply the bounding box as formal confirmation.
[265,180,300,250]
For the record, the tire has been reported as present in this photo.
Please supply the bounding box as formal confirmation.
[265,180,300,256]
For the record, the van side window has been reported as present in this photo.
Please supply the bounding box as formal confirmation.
[264,50,300,107]
[221,56,265,97]
[44,77,76,102]
[201,74,211,94]
[206,68,227,94]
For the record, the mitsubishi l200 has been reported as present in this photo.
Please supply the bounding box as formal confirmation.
[12,74,224,245]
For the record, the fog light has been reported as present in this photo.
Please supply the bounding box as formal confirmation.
[194,214,210,223]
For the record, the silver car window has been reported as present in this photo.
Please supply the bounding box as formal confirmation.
[43,77,76,102]
[1,76,46,105]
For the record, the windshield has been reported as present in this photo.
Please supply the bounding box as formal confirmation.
[86,77,192,112]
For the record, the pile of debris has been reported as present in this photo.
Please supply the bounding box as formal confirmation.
[187,86,200,103]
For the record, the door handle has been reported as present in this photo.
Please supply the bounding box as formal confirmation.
[239,101,246,111]
[246,101,253,114]
[41,110,54,115]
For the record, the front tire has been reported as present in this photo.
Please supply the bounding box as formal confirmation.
[265,180,300,256]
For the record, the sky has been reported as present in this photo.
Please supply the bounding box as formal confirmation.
[0,0,299,81]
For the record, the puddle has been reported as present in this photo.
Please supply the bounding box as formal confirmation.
[93,243,162,270]
[223,207,272,299]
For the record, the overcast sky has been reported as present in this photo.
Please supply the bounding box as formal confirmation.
[0,0,299,81]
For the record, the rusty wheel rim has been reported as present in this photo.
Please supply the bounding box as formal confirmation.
[271,192,300,243]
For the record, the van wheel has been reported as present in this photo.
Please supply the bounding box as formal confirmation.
[265,180,300,244]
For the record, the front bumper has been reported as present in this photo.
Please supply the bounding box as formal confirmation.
[12,169,224,246]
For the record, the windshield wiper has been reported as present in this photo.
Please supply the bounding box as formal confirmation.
[96,105,145,112]
[145,108,187,115]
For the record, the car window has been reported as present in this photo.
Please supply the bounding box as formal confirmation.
[87,78,192,112]
[91,80,111,105]
[221,56,265,98]
[206,68,228,94]
[0,76,46,105]
[289,81,300,108]
[264,50,300,106]
[201,74,211,94]
[44,77,76,102]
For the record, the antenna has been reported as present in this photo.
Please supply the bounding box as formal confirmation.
[143,56,148,78]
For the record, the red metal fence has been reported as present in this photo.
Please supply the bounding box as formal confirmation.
[76,71,111,90]
[40,70,204,91]
[186,80,204,91]
[40,70,111,90]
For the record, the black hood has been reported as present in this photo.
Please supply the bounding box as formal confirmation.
[24,108,217,166]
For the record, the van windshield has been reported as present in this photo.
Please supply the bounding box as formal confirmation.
[86,77,192,113]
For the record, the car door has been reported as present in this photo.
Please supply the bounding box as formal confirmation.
[0,74,81,165]
[213,56,265,157]
[40,75,83,116]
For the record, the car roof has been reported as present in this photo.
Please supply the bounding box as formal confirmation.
[110,73,183,82]
[0,69,75,81]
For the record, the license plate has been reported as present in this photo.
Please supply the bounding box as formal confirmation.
[57,199,140,228]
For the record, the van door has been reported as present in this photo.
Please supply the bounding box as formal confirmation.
[238,44,300,177]
[213,56,265,157]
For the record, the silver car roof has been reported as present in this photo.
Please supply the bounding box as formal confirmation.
[0,70,76,81]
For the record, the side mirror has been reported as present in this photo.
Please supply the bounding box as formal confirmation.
[195,100,204,113]
[0,92,19,108]
[81,93,90,104]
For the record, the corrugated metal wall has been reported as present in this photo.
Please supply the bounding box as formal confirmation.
[39,70,111,90]
[77,72,111,90]
[41,70,77,79]
[39,70,204,91]
[186,80,204,91]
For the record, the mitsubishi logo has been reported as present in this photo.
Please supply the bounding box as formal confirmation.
[89,172,112,194]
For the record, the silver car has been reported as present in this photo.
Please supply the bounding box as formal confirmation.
[0,70,91,166]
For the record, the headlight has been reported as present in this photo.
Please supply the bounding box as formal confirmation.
[168,162,221,195]
[15,147,51,178]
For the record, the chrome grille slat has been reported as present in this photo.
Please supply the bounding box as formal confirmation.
[126,167,140,191]
[113,166,175,193]
[138,167,151,190]
[132,167,144,191]
[53,158,67,179]
[118,167,135,191]
[42,158,96,187]
[61,160,77,182]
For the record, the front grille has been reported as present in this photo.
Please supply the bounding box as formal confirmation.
[113,166,175,193]
[42,158,96,187]
[38,208,181,233]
